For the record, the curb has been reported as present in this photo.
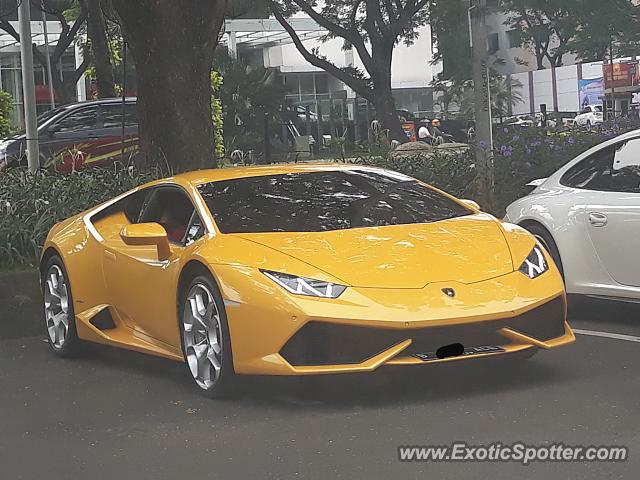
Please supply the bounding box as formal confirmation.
[0,270,43,339]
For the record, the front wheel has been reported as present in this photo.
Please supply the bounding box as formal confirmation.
[179,274,236,398]
[42,255,81,357]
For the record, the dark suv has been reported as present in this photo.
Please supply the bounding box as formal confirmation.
[0,98,138,173]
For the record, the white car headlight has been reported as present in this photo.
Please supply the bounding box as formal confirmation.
[519,246,549,279]
[262,270,347,298]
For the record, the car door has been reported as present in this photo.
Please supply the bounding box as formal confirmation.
[585,138,640,287]
[42,105,100,171]
[84,103,139,168]
[101,185,203,346]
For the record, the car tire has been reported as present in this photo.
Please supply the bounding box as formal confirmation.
[179,274,236,398]
[522,223,564,280]
[42,255,81,357]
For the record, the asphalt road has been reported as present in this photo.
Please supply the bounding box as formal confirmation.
[1,299,639,480]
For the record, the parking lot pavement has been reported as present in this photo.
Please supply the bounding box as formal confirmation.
[1,300,639,480]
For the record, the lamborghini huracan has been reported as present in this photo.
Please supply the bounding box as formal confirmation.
[41,164,575,397]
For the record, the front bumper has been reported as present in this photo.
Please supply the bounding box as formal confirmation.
[219,262,573,376]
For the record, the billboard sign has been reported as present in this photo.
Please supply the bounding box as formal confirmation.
[604,62,640,89]
[579,77,605,109]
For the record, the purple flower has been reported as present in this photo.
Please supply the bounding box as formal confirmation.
[567,136,575,145]
[499,145,513,157]
[479,140,488,150]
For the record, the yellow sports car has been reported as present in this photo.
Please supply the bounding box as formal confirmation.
[41,164,575,397]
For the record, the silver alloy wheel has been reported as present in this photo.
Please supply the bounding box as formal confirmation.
[182,283,223,390]
[43,265,70,349]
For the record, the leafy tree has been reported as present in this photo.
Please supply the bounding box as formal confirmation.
[268,0,431,142]
[430,0,471,84]
[110,0,227,171]
[501,0,577,69]
[453,76,525,119]
[566,0,640,62]
[213,49,287,154]
[0,0,89,104]
[491,76,525,117]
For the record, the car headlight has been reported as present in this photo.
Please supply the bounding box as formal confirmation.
[262,270,347,298]
[519,246,549,279]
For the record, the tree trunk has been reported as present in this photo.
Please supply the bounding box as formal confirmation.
[372,91,406,143]
[111,0,227,172]
[86,0,116,98]
[370,46,406,143]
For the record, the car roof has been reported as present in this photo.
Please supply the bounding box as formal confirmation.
[58,97,137,110]
[174,163,393,186]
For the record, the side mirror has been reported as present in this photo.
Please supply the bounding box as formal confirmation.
[120,223,171,261]
[461,199,481,211]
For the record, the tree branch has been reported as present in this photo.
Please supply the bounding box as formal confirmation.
[391,0,430,37]
[71,45,91,86]
[271,6,372,101]
[286,0,374,71]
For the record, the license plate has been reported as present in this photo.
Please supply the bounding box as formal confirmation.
[413,345,505,362]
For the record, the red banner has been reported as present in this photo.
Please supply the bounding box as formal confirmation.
[604,62,640,89]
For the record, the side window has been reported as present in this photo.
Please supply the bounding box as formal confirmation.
[55,107,99,133]
[139,187,196,244]
[610,139,640,193]
[102,104,138,128]
[560,146,616,191]
[561,139,640,193]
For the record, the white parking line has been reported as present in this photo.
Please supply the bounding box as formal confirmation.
[573,329,640,343]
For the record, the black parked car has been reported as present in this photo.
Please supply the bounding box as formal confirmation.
[0,98,138,172]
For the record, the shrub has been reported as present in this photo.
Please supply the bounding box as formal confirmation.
[347,147,478,200]
[0,90,14,137]
[349,118,640,215]
[0,164,160,268]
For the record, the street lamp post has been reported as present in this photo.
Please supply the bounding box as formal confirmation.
[469,0,494,209]
[18,0,40,172]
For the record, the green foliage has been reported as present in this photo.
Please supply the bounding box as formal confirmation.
[348,147,478,200]
[0,90,14,137]
[213,49,287,154]
[210,71,225,159]
[431,0,471,84]
[435,75,525,118]
[501,0,578,69]
[0,165,161,268]
[61,0,81,22]
[438,0,640,80]
[566,0,640,62]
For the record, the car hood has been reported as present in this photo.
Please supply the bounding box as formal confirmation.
[236,214,514,289]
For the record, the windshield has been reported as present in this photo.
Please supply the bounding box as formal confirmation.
[197,169,471,234]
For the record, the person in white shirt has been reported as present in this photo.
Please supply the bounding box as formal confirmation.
[418,122,432,143]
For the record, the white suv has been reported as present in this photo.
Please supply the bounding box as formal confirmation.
[573,105,604,128]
